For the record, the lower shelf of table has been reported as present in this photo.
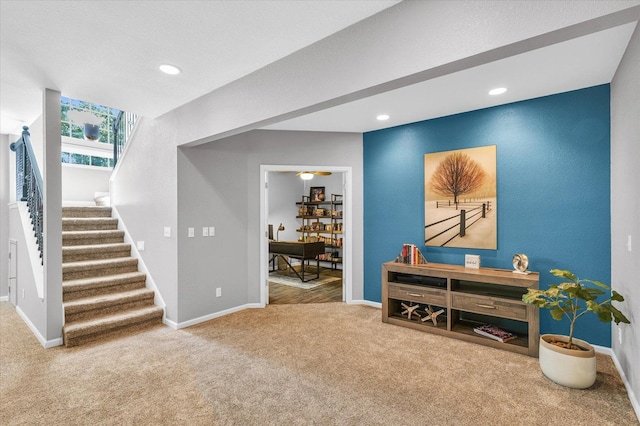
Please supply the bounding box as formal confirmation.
[384,314,533,356]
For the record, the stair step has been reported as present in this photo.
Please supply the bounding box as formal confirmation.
[63,243,132,262]
[63,306,164,347]
[64,288,156,324]
[63,257,138,281]
[62,217,118,231]
[63,230,125,246]
[62,206,112,218]
[63,272,147,301]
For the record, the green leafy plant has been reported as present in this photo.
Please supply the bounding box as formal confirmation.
[522,269,630,350]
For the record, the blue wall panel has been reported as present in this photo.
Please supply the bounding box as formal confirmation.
[363,85,611,346]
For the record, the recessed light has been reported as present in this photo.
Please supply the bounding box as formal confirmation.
[159,64,181,75]
[489,87,507,96]
[376,114,390,121]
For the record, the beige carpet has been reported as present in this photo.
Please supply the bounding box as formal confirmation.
[1,301,637,425]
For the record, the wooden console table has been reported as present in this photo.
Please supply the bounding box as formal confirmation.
[382,261,540,357]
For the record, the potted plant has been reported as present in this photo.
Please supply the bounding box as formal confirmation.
[522,268,630,389]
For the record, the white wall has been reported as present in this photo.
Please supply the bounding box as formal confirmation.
[0,134,9,298]
[111,117,179,321]
[268,172,301,243]
[62,164,110,202]
[611,22,640,415]
[268,172,343,244]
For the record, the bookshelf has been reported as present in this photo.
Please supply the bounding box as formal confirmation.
[382,261,540,357]
[296,194,343,268]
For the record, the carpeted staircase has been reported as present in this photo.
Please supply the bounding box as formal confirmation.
[62,206,163,347]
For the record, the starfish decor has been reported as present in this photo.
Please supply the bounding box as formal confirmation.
[421,305,445,326]
[400,302,422,320]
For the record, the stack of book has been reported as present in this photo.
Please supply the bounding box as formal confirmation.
[396,243,428,265]
[473,324,517,343]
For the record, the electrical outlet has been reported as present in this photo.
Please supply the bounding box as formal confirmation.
[188,227,194,238]
[164,227,171,238]
[137,241,145,251]
[216,287,222,298]
[209,226,215,237]
[202,227,209,237]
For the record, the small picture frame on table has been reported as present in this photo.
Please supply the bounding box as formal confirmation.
[310,186,325,202]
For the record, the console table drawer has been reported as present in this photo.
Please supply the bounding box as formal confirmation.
[389,283,446,305]
[451,293,527,320]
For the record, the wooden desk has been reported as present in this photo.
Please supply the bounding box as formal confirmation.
[269,241,325,282]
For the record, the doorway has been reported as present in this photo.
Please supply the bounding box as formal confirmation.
[259,165,353,306]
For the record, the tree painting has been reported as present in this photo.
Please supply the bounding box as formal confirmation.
[424,146,497,249]
[428,151,486,208]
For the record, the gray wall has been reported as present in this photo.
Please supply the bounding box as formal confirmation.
[611,23,640,410]
[176,133,249,322]
[175,130,362,323]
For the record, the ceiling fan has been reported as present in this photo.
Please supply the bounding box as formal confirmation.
[276,170,332,180]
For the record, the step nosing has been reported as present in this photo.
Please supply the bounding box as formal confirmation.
[63,307,163,335]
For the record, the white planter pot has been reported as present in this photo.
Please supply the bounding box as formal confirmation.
[539,334,596,389]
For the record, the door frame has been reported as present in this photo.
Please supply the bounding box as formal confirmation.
[259,165,353,306]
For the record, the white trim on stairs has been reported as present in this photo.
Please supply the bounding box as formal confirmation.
[16,305,63,348]
[109,206,167,323]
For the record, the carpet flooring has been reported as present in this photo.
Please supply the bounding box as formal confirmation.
[1,301,637,425]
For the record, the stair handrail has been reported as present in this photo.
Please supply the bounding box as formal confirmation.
[10,126,44,261]
[112,110,138,166]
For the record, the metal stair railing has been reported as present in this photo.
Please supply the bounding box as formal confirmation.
[112,110,137,166]
[10,126,44,263]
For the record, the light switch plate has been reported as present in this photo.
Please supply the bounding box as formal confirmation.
[209,226,215,237]
[137,241,145,251]
[164,227,171,238]
[188,227,194,238]
[202,227,209,237]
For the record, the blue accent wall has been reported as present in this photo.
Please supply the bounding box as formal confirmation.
[363,85,612,346]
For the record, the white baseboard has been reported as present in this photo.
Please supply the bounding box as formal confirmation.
[592,344,613,355]
[610,350,640,422]
[175,303,263,329]
[16,306,63,348]
[0,296,8,302]
[349,299,382,309]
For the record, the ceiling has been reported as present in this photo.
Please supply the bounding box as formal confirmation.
[265,22,638,133]
[0,0,399,134]
[1,1,637,137]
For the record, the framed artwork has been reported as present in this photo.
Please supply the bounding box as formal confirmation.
[310,186,326,202]
[424,145,497,249]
